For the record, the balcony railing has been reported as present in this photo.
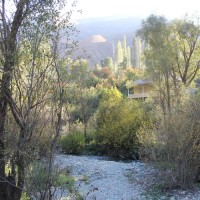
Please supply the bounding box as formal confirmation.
[128,93,149,99]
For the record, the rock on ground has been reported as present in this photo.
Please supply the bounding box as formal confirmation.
[55,155,200,200]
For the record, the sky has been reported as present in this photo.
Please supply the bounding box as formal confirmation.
[74,0,200,20]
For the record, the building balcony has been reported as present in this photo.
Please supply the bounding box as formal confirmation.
[128,93,150,99]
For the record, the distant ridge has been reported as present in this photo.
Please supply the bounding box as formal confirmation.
[74,16,142,66]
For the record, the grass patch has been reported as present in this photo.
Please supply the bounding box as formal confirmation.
[143,184,171,200]
[80,174,90,184]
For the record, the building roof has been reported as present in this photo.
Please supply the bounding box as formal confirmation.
[134,79,151,85]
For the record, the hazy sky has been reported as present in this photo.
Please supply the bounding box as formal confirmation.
[75,0,200,20]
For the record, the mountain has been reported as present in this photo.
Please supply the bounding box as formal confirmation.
[75,16,142,66]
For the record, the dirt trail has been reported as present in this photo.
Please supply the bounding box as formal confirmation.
[55,155,200,200]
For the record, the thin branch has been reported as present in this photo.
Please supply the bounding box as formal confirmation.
[4,89,23,129]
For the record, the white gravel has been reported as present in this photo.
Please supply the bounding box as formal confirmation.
[55,155,200,200]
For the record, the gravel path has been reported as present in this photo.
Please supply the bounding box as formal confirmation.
[55,155,200,200]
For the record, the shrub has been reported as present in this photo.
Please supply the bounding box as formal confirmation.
[141,100,200,189]
[59,132,85,154]
[96,90,149,158]
[25,162,75,199]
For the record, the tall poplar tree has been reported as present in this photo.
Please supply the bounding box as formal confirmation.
[116,41,124,68]
[132,36,142,68]
[127,46,131,67]
[123,35,127,59]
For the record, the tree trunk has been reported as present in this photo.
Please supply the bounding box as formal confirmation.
[165,71,171,112]
[0,95,7,199]
[14,158,25,200]
[0,58,16,200]
[0,1,27,199]
[84,121,87,140]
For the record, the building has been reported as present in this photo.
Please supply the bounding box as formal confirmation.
[128,79,153,99]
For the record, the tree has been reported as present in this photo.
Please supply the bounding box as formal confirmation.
[127,46,131,67]
[70,60,97,139]
[4,34,55,200]
[137,14,200,190]
[138,15,177,113]
[93,67,113,80]
[0,1,78,199]
[170,18,200,85]
[132,36,142,68]
[116,41,124,68]
[123,35,127,60]
[102,57,114,70]
[138,14,200,113]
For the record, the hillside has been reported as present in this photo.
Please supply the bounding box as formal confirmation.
[75,16,142,66]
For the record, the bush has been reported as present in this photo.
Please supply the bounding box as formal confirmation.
[96,91,149,158]
[25,162,75,199]
[59,132,85,154]
[141,100,200,189]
